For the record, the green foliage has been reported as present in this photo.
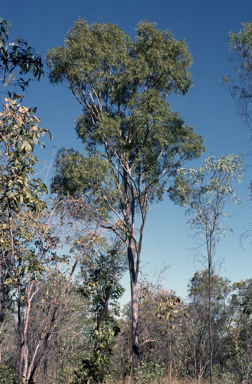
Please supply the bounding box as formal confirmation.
[0,97,52,212]
[74,320,121,384]
[78,237,125,319]
[73,238,125,383]
[188,270,232,302]
[47,18,193,94]
[0,96,59,382]
[156,289,183,325]
[140,361,165,383]
[0,18,44,92]
[212,370,238,384]
[47,19,205,209]
[51,148,120,222]
[0,96,52,329]
[234,279,252,317]
[0,362,19,384]
[0,96,53,290]
[225,281,252,382]
[185,270,234,381]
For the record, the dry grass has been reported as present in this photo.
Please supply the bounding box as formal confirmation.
[37,374,236,383]
[117,375,240,384]
[116,377,210,384]
[37,377,237,384]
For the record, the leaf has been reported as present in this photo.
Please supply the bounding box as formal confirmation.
[25,141,32,152]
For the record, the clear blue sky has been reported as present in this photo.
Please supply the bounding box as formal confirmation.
[2,0,252,303]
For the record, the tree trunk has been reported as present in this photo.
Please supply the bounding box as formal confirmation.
[18,284,25,381]
[131,276,140,379]
[128,240,140,382]
[169,334,172,384]
[199,357,202,384]
[194,344,197,383]
[0,257,2,323]
[208,260,213,384]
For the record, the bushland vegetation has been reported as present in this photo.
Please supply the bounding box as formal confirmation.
[1,17,252,384]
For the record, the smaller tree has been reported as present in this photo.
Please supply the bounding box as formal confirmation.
[171,154,243,384]
[186,270,234,383]
[156,289,185,384]
[73,237,125,383]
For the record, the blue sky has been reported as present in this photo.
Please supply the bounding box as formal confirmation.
[2,0,252,303]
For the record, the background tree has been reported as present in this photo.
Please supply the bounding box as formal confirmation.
[171,154,243,384]
[137,279,165,370]
[222,21,252,247]
[228,279,252,382]
[114,277,186,383]
[47,19,205,379]
[185,270,234,383]
[156,289,185,384]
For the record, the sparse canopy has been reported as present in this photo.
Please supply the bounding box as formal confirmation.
[222,22,252,131]
[172,154,243,241]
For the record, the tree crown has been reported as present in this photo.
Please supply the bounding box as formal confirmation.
[47,19,205,207]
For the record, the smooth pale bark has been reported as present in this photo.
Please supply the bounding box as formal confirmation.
[207,229,213,384]
[127,234,141,378]
[130,267,140,376]
[121,169,142,380]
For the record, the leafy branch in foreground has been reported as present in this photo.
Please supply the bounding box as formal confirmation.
[0,18,44,92]
[0,97,103,383]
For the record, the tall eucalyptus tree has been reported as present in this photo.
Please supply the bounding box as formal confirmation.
[47,19,205,378]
